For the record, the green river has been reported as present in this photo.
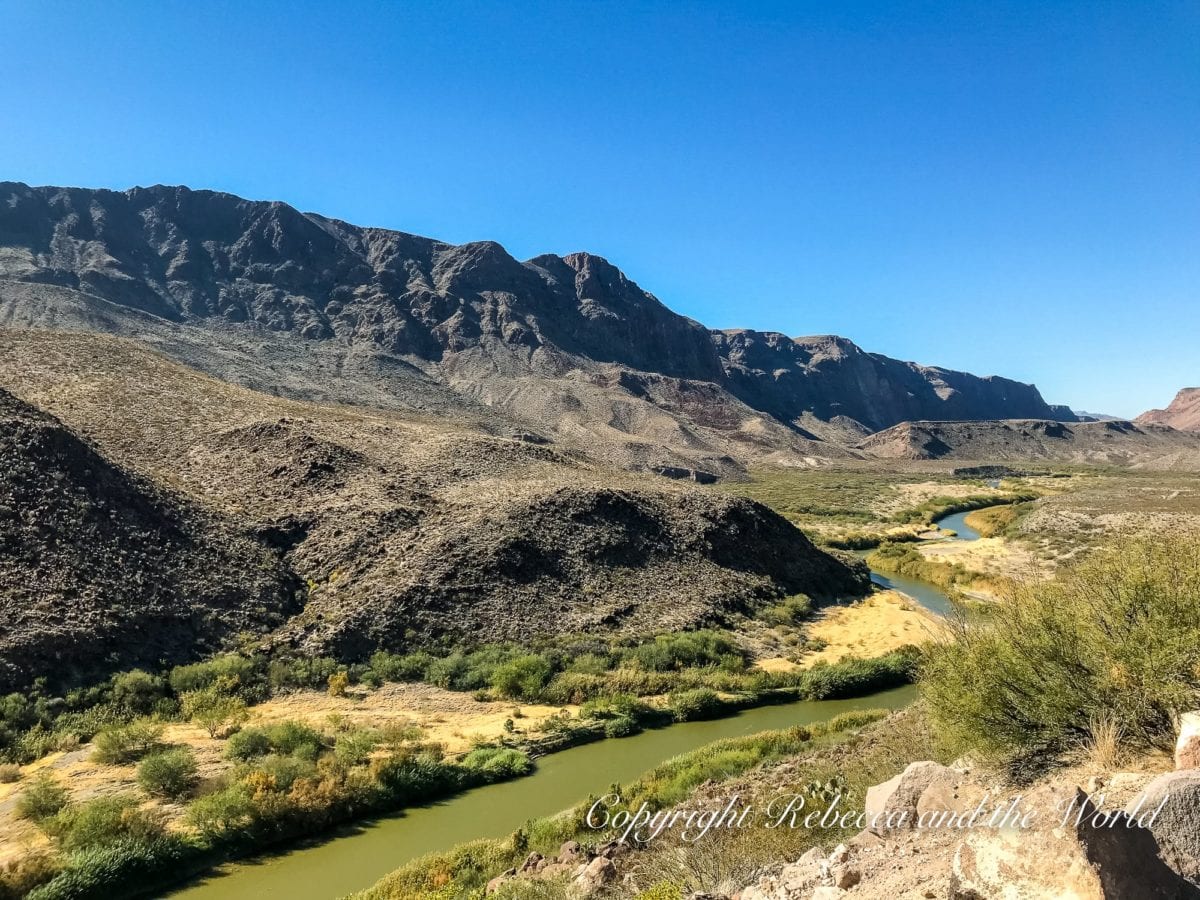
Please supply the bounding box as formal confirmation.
[169,514,977,899]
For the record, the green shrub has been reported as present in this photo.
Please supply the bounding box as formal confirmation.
[668,688,724,721]
[923,533,1200,755]
[169,655,258,696]
[490,655,553,700]
[226,727,273,760]
[460,747,533,779]
[249,754,317,792]
[603,715,640,738]
[334,730,377,766]
[137,748,198,799]
[759,595,813,627]
[266,656,341,691]
[580,693,653,722]
[25,837,189,900]
[91,719,163,764]
[626,631,746,672]
[798,650,917,701]
[184,784,255,839]
[367,651,436,683]
[265,721,325,760]
[15,773,68,822]
[51,795,166,852]
[181,691,248,739]
[109,671,167,715]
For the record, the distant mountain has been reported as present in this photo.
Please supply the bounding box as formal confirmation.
[0,182,1073,472]
[1072,409,1123,422]
[1136,389,1200,433]
[857,418,1200,469]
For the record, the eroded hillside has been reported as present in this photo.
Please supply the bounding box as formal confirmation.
[0,330,867,687]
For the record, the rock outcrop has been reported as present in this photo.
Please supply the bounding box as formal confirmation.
[1139,389,1200,433]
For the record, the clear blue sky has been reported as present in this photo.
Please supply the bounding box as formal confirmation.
[2,1,1197,417]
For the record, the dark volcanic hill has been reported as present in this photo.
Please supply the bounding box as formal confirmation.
[0,387,301,691]
[0,181,1071,472]
[0,331,869,688]
[1137,388,1200,433]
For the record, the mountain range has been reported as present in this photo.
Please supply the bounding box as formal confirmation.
[0,181,1077,476]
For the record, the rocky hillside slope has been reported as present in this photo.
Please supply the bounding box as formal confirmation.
[0,182,1071,472]
[0,388,300,691]
[857,418,1200,469]
[1139,388,1200,433]
[0,329,868,688]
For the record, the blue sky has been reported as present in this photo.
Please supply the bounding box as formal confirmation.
[2,1,1196,417]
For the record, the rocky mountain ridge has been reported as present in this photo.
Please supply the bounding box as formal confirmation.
[0,181,1074,472]
[1138,388,1200,433]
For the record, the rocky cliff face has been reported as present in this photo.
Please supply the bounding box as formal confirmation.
[1138,388,1200,433]
[714,330,1063,432]
[0,182,1070,467]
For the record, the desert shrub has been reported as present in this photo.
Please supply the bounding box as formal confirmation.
[603,715,640,738]
[250,754,319,792]
[25,837,190,900]
[866,542,976,589]
[168,654,259,696]
[265,721,325,760]
[758,595,813,627]
[0,851,60,900]
[185,784,255,839]
[923,533,1200,755]
[334,730,377,766]
[368,650,436,683]
[327,671,350,698]
[798,650,917,700]
[0,763,20,783]
[635,882,684,900]
[266,656,341,691]
[565,653,614,675]
[15,773,69,822]
[668,688,724,722]
[626,631,746,672]
[91,719,163,764]
[109,671,167,715]
[226,727,273,760]
[137,748,198,799]
[580,693,654,722]
[460,747,533,779]
[490,655,553,700]
[51,795,166,852]
[181,691,248,738]
[370,747,458,803]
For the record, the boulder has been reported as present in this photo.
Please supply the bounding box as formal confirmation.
[865,761,956,833]
[1177,712,1200,771]
[779,847,825,893]
[951,784,1190,899]
[485,874,509,895]
[519,851,543,873]
[558,839,584,865]
[1125,769,1200,885]
[916,771,987,824]
[572,856,617,895]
